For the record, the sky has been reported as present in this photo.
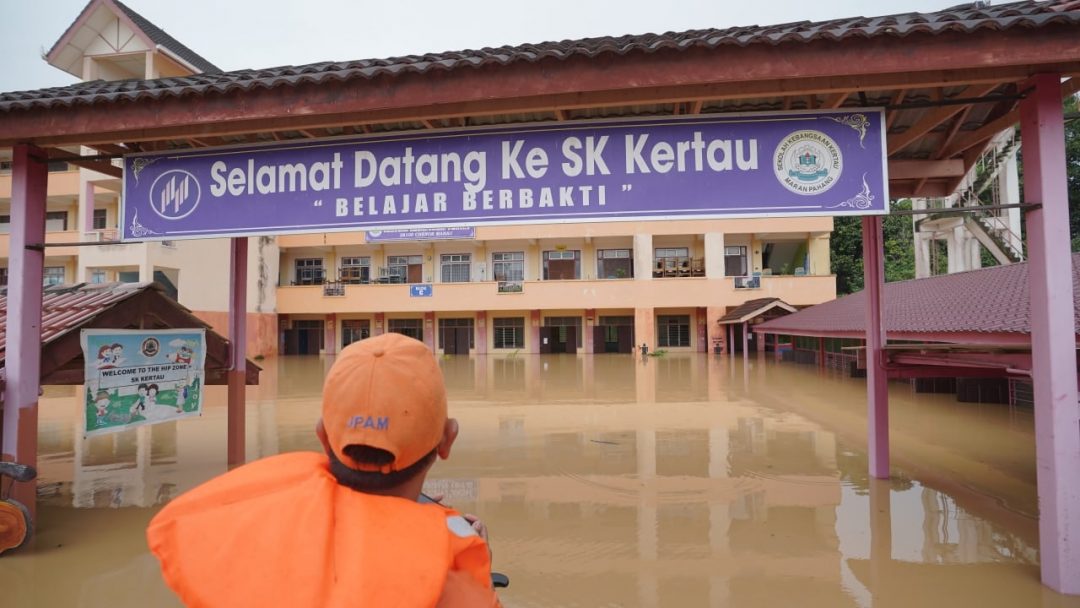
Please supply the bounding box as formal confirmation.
[0,0,963,93]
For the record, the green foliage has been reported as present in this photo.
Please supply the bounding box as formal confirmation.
[830,199,916,295]
[1067,95,1080,250]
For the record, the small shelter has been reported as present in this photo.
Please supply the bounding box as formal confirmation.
[717,298,797,354]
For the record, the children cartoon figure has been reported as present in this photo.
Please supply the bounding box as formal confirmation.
[111,343,126,368]
[177,383,188,413]
[94,390,111,426]
[97,345,115,369]
[132,384,149,421]
[147,384,159,409]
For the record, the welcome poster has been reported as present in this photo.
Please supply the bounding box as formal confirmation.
[81,329,206,436]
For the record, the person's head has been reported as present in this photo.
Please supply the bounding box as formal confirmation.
[98,345,111,359]
[148,384,159,397]
[113,343,124,356]
[315,333,457,497]
[96,390,110,403]
[138,383,148,396]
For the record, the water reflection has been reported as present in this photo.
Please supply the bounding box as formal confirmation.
[5,354,1074,607]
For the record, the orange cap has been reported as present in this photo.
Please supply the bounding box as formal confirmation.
[321,333,447,473]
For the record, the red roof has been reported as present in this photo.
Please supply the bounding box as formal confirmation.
[754,254,1080,339]
[0,282,201,365]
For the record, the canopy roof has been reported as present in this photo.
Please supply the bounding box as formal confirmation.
[1,1,1079,198]
[0,282,259,386]
[717,298,797,325]
[754,252,1080,343]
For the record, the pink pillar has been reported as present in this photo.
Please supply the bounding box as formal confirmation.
[227,237,248,468]
[1021,73,1080,595]
[862,216,889,479]
[726,324,733,354]
[741,321,748,360]
[2,144,47,518]
[475,311,488,355]
[82,181,96,234]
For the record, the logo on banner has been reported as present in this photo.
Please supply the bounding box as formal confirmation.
[150,170,201,220]
[773,130,842,195]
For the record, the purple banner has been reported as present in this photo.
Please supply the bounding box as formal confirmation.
[122,110,888,241]
[365,227,475,242]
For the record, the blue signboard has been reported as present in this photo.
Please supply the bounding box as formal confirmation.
[410,284,433,298]
[122,110,888,241]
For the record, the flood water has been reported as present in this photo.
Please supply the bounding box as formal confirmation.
[4,353,1077,607]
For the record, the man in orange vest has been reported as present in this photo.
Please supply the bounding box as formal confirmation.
[147,333,501,607]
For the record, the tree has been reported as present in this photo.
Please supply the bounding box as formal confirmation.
[831,199,916,295]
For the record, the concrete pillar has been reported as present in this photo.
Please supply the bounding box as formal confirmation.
[633,234,653,281]
[475,311,488,355]
[373,312,385,336]
[862,216,889,479]
[529,310,541,354]
[946,225,964,274]
[634,307,655,353]
[696,307,708,353]
[704,232,725,278]
[741,321,749,361]
[1000,143,1024,255]
[584,308,596,354]
[227,237,248,469]
[2,144,47,517]
[423,311,436,351]
[324,313,337,355]
[1020,73,1080,595]
[707,306,725,354]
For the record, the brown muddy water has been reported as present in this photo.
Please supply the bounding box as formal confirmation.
[3,353,1077,607]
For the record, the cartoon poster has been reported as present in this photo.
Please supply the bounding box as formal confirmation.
[81,329,206,436]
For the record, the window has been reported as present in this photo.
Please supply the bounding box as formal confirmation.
[441,254,471,283]
[92,209,108,231]
[388,318,424,341]
[339,256,370,284]
[0,268,7,287]
[46,211,68,232]
[43,266,65,287]
[438,318,475,348]
[492,251,524,282]
[542,250,580,280]
[657,315,691,348]
[493,317,525,349]
[597,249,633,279]
[386,255,423,283]
[342,319,371,347]
[295,258,325,285]
[761,241,808,276]
[725,246,748,276]
[544,316,583,348]
[90,269,107,284]
[0,215,8,234]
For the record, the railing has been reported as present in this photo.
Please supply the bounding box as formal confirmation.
[323,281,346,297]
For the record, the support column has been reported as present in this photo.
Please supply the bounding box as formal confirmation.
[741,321,748,361]
[374,312,385,336]
[1020,73,1080,595]
[423,312,436,351]
[584,308,596,354]
[227,237,248,468]
[704,232,725,279]
[475,311,488,355]
[633,234,653,281]
[529,310,541,354]
[696,307,708,353]
[634,307,654,354]
[726,324,733,354]
[862,216,889,479]
[325,313,337,355]
[2,144,47,518]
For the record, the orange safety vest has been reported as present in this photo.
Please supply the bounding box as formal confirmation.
[147,452,499,608]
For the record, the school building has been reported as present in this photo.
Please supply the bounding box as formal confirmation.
[0,0,837,358]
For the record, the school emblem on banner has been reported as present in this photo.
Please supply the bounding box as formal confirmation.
[81,329,206,436]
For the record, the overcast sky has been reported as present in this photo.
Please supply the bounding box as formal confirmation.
[1,0,961,92]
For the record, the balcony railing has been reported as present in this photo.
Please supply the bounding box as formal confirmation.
[323,281,346,297]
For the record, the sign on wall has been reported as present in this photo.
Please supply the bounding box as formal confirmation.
[81,329,206,436]
[365,227,475,242]
[122,110,887,241]
[410,284,433,298]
